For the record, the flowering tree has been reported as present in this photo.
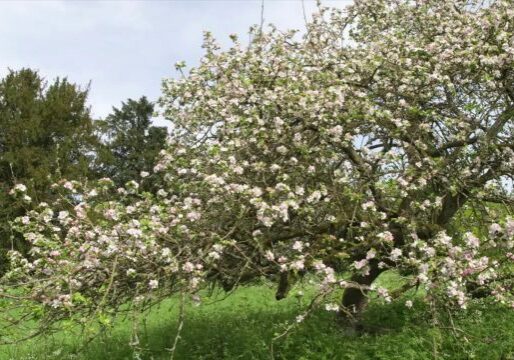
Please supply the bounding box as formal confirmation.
[1,0,514,342]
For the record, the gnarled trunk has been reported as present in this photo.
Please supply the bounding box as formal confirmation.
[339,260,383,324]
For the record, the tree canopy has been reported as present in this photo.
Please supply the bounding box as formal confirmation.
[95,97,167,189]
[0,69,98,273]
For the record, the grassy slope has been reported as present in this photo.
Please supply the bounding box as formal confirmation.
[2,273,514,360]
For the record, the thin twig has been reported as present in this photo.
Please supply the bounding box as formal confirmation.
[169,291,186,360]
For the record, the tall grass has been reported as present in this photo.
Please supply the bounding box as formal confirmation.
[1,273,514,359]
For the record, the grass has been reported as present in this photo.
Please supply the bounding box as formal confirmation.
[1,273,514,359]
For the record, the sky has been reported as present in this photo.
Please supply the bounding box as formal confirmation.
[0,0,352,127]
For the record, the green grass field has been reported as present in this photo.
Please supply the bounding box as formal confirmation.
[1,272,514,360]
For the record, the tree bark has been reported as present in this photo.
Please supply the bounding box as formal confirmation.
[339,260,383,324]
[275,271,291,300]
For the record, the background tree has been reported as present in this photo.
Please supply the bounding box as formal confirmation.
[95,97,167,189]
[0,69,98,272]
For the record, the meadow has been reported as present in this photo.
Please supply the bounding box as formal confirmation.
[2,272,514,360]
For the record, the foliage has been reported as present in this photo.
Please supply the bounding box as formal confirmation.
[0,69,98,273]
[94,96,167,190]
[1,0,514,345]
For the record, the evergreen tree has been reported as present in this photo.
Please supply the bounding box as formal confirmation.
[0,69,98,271]
[96,97,167,189]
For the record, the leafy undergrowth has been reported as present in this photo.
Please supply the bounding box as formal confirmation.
[1,274,514,360]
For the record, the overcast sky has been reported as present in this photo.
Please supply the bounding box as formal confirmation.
[0,0,351,126]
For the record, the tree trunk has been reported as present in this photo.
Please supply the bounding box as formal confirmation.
[339,260,382,325]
